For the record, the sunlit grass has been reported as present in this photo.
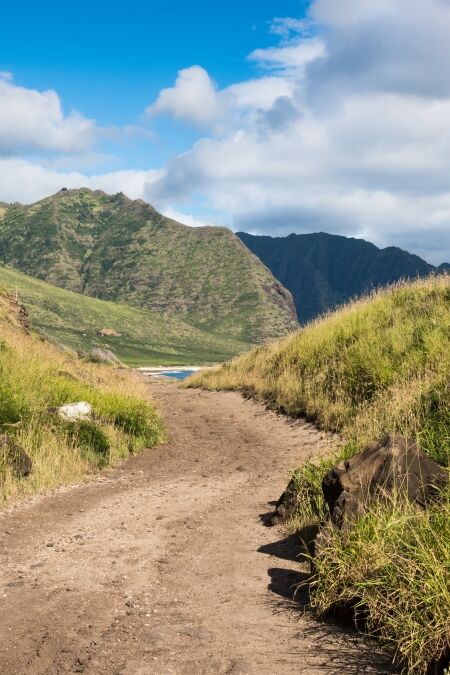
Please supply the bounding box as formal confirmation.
[309,493,450,674]
[0,292,165,501]
[0,262,250,366]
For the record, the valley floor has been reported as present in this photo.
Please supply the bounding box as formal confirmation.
[0,381,394,674]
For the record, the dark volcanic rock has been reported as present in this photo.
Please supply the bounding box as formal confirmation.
[0,434,32,477]
[272,479,299,525]
[322,434,448,529]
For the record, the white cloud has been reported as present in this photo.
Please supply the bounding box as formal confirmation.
[147,66,296,132]
[0,77,95,156]
[3,1,450,264]
[249,38,326,71]
[162,207,218,228]
[146,66,222,126]
[226,77,294,111]
[143,0,450,263]
[310,0,394,26]
[269,17,309,39]
[0,158,160,204]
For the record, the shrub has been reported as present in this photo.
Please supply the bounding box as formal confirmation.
[66,420,111,463]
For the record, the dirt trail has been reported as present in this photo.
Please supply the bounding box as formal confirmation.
[0,381,394,675]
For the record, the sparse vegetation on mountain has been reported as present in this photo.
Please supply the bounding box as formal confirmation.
[0,263,250,365]
[0,188,298,345]
[0,291,165,502]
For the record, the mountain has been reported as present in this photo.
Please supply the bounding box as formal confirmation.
[0,263,250,366]
[0,189,297,344]
[237,231,446,323]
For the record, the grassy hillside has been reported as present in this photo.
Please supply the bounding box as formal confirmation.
[189,276,450,673]
[0,291,165,502]
[238,231,438,324]
[0,264,249,366]
[0,189,298,344]
[189,276,450,460]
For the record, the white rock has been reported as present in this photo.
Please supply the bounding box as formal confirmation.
[56,401,92,421]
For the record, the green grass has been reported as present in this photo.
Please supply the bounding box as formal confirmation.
[189,276,450,673]
[189,276,450,463]
[0,263,250,366]
[309,495,450,674]
[0,291,165,501]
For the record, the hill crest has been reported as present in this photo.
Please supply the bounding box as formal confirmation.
[0,189,298,344]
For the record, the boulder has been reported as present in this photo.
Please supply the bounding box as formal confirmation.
[322,433,448,529]
[96,328,122,337]
[272,479,299,524]
[0,435,32,477]
[50,401,93,422]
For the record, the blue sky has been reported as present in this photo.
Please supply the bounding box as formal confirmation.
[1,0,309,169]
[1,0,450,263]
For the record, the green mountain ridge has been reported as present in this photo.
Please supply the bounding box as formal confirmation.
[237,231,447,324]
[0,188,298,344]
[0,263,250,366]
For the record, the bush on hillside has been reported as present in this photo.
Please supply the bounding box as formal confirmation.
[66,420,111,463]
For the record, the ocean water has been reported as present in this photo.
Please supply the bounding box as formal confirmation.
[157,369,196,381]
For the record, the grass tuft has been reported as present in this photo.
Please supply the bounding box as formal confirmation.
[309,494,450,674]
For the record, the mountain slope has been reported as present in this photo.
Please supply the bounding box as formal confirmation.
[0,189,297,342]
[237,231,443,324]
[0,264,250,366]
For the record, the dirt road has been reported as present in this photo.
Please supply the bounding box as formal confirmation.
[0,381,394,674]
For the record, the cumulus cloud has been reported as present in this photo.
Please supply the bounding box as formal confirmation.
[147,66,296,132]
[307,0,450,100]
[0,76,95,156]
[146,66,222,126]
[226,77,294,111]
[162,207,219,228]
[3,1,450,262]
[0,158,160,204]
[143,0,450,263]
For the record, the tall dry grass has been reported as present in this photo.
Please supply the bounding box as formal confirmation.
[0,293,165,501]
[309,494,450,674]
[189,276,450,464]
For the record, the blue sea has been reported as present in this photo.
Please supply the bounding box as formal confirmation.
[157,369,196,381]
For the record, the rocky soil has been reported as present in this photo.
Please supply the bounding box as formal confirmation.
[0,381,395,674]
